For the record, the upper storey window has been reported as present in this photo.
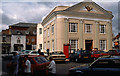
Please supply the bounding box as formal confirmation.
[85,24,92,33]
[99,24,106,34]
[69,23,78,32]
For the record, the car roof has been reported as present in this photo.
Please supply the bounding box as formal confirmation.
[21,55,42,58]
[98,56,120,60]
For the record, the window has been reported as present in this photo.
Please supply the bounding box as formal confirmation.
[17,38,20,43]
[52,40,54,52]
[2,36,6,42]
[33,31,36,35]
[85,24,92,33]
[69,40,78,51]
[100,40,106,50]
[39,28,42,34]
[99,24,106,34]
[32,39,35,42]
[39,44,42,50]
[32,45,36,50]
[52,25,54,34]
[48,41,50,49]
[44,42,46,51]
[44,30,46,38]
[48,28,50,37]
[26,31,29,34]
[69,23,78,32]
[26,39,29,44]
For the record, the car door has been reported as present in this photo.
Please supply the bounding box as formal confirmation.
[90,60,112,76]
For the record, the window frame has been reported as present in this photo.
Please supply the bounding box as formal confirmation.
[69,40,78,51]
[99,40,106,50]
[69,23,78,32]
[99,24,106,34]
[39,28,42,34]
[85,24,92,33]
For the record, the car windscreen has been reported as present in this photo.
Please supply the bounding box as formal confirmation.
[109,50,116,53]
[117,50,120,53]
[31,52,38,54]
[24,51,30,54]
[34,56,49,64]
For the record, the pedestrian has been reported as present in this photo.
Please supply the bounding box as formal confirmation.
[12,51,20,76]
[24,56,31,76]
[48,56,56,76]
[38,49,44,56]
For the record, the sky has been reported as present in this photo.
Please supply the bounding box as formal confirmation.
[0,0,119,36]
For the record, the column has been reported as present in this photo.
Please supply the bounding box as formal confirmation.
[107,22,112,51]
[64,18,68,44]
[79,19,83,49]
[95,21,99,49]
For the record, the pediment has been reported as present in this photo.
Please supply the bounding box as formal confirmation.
[65,2,113,16]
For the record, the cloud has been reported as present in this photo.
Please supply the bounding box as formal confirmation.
[1,2,118,36]
[0,24,9,31]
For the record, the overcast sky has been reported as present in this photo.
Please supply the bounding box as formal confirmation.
[0,0,119,36]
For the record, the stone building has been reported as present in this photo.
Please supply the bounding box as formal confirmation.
[37,23,43,52]
[41,1,113,52]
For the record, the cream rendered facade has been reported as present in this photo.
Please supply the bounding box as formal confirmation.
[42,1,113,52]
[37,23,43,52]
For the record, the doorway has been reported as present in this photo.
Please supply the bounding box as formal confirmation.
[85,40,93,51]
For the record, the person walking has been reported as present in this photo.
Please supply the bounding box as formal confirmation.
[12,51,20,76]
[24,56,31,76]
[48,56,56,76]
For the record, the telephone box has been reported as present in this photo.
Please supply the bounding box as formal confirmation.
[63,44,70,58]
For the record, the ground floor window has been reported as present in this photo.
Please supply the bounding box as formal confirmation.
[32,45,36,50]
[39,44,42,50]
[100,40,106,50]
[52,40,54,52]
[69,40,78,51]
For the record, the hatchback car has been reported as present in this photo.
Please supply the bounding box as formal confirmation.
[7,55,50,76]
[91,50,109,60]
[108,49,120,56]
[69,56,120,76]
[74,50,91,62]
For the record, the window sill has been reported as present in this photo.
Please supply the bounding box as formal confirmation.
[99,33,106,34]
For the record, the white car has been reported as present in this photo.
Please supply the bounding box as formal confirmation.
[50,52,66,61]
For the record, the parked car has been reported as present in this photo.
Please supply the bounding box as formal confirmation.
[50,52,66,62]
[7,55,50,75]
[69,51,77,62]
[2,51,19,60]
[20,50,39,55]
[74,50,91,62]
[91,50,109,60]
[69,56,120,76]
[108,49,120,56]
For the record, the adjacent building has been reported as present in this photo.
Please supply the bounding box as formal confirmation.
[113,33,120,49]
[42,1,113,52]
[37,23,43,52]
[1,22,37,53]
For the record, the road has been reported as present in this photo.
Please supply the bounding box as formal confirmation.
[1,60,90,76]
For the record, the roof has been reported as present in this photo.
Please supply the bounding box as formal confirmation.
[98,56,120,60]
[9,22,37,27]
[42,1,113,25]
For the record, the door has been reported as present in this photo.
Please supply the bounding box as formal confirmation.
[85,40,93,51]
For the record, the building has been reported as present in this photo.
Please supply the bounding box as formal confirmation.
[37,23,43,52]
[1,29,11,54]
[113,33,120,49]
[1,22,37,53]
[41,0,113,53]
